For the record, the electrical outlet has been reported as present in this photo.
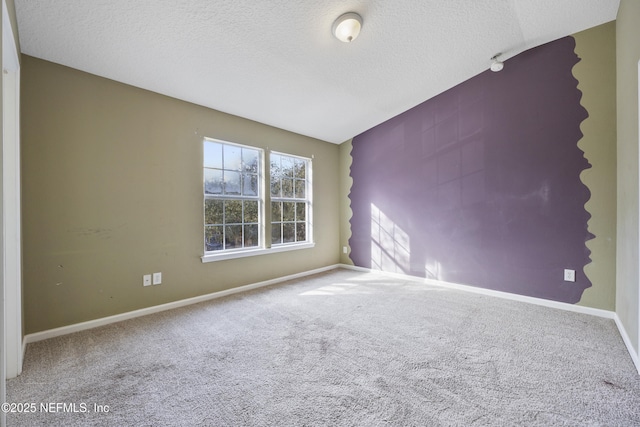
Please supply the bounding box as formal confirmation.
[564,269,576,282]
[153,272,162,285]
[143,274,152,287]
[343,246,348,254]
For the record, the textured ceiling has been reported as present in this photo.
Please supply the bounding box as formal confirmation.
[14,0,619,144]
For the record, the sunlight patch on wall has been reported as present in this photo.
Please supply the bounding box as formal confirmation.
[371,204,410,274]
[424,257,442,281]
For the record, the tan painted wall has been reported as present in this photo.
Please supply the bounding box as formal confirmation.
[573,22,617,310]
[21,56,341,334]
[338,139,353,265]
[616,0,640,353]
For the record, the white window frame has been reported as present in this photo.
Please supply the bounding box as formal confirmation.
[201,141,314,263]
[270,151,313,248]
[202,138,264,259]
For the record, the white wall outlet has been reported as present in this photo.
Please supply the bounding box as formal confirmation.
[564,269,576,282]
[153,272,162,285]
[143,274,152,287]
[343,246,348,254]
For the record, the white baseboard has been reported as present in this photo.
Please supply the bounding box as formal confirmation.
[339,264,615,318]
[23,264,342,346]
[613,314,640,374]
[340,264,640,374]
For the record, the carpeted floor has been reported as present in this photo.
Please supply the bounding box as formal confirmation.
[7,268,640,426]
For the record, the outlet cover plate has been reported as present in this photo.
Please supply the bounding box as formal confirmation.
[143,274,152,287]
[564,269,576,282]
[153,272,162,285]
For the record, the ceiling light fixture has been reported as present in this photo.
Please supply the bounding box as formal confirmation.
[490,54,504,72]
[332,12,362,43]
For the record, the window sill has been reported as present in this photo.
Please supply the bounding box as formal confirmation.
[201,242,315,263]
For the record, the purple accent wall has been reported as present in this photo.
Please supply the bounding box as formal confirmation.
[348,37,592,303]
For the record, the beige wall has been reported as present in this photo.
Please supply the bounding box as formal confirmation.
[21,56,341,334]
[616,0,640,353]
[573,22,617,310]
[338,138,353,265]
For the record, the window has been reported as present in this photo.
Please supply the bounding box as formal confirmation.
[203,139,313,261]
[270,153,311,245]
[203,139,262,253]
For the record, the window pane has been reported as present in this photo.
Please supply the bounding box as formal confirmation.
[270,178,281,197]
[225,200,243,224]
[296,222,306,242]
[283,202,295,221]
[203,139,265,254]
[296,202,306,222]
[224,144,242,171]
[271,202,282,222]
[225,225,242,249]
[283,223,295,243]
[295,179,305,199]
[205,226,224,251]
[270,154,281,177]
[204,169,223,194]
[245,200,259,223]
[282,156,294,177]
[224,171,241,195]
[271,223,282,245]
[205,199,224,225]
[243,148,259,173]
[282,179,294,198]
[204,141,223,169]
[243,173,258,196]
[244,224,259,247]
[295,158,306,179]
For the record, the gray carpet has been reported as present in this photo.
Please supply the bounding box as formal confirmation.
[7,268,640,426]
